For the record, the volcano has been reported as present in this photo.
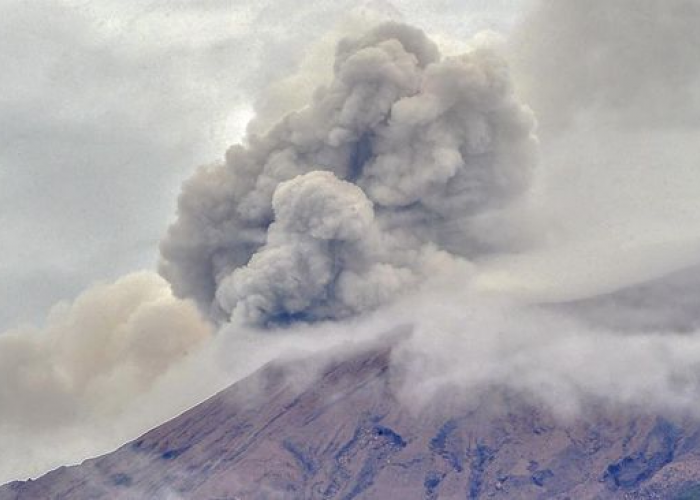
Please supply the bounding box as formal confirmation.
[3,340,700,499]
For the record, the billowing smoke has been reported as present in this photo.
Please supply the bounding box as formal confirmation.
[0,272,211,428]
[159,22,537,325]
[0,271,217,483]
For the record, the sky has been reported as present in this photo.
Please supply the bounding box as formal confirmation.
[2,0,700,488]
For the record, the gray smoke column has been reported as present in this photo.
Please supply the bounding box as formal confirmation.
[160,22,537,325]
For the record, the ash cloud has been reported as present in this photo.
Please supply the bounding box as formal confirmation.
[0,272,211,428]
[160,22,537,325]
[0,271,217,483]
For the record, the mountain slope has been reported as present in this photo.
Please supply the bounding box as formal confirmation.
[3,342,700,499]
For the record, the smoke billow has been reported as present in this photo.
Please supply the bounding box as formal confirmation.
[155,6,700,418]
[157,4,700,426]
[159,22,537,325]
[0,272,211,428]
[0,271,218,483]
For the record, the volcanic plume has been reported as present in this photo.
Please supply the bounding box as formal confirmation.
[159,22,537,326]
[3,2,700,491]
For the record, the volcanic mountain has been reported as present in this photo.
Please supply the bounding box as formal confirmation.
[3,340,700,500]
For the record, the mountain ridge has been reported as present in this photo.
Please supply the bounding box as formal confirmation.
[4,339,700,499]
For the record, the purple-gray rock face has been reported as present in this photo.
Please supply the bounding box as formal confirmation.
[3,344,700,499]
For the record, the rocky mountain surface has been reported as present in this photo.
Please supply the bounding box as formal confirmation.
[3,342,700,499]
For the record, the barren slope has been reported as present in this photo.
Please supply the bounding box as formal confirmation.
[3,343,700,499]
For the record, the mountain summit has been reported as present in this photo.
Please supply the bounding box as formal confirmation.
[3,341,700,499]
